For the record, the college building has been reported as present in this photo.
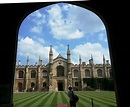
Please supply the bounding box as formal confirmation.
[13,45,112,92]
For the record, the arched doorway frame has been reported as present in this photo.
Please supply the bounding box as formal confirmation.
[13,1,118,106]
[18,82,23,92]
[57,80,64,91]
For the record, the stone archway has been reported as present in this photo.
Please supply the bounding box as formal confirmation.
[57,81,64,91]
[18,82,22,92]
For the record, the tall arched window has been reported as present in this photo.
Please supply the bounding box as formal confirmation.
[31,82,35,88]
[18,82,22,92]
[74,70,78,77]
[19,71,24,78]
[75,82,78,86]
[43,82,46,87]
[85,69,90,77]
[57,66,64,77]
[42,70,47,78]
[31,70,36,78]
[97,69,103,77]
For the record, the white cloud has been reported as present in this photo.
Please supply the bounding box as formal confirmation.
[30,26,43,34]
[46,3,105,40]
[46,4,85,40]
[69,29,84,39]
[67,4,105,34]
[62,4,71,10]
[17,3,109,65]
[17,37,59,64]
[47,4,62,20]
[72,42,110,64]
[37,37,45,44]
[29,10,46,34]
[98,33,107,42]
[31,10,42,18]
[31,10,46,25]
[20,36,34,45]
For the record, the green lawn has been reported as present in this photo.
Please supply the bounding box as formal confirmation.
[13,91,117,107]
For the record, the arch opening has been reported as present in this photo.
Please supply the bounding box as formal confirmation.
[13,1,116,106]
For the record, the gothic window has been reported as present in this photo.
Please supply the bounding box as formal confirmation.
[74,69,78,77]
[42,70,47,78]
[57,66,64,77]
[97,69,103,77]
[85,69,90,77]
[18,82,22,92]
[75,82,78,86]
[31,70,36,78]
[43,82,46,87]
[19,71,24,78]
[31,82,35,90]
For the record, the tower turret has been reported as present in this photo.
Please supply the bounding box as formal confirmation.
[67,45,71,63]
[89,54,94,65]
[18,60,21,66]
[79,54,81,65]
[103,54,107,78]
[49,45,53,88]
[67,45,71,86]
[38,55,42,66]
[49,45,53,64]
[103,54,106,64]
[89,54,94,78]
[26,56,29,66]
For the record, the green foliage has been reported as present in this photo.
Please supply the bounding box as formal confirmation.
[41,87,49,92]
[82,86,96,91]
[83,78,115,91]
[26,88,33,92]
[73,86,82,91]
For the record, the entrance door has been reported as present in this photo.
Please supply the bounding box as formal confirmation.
[58,81,64,91]
[18,82,22,92]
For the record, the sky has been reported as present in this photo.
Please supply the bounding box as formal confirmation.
[16,2,111,65]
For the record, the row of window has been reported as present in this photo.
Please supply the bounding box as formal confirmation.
[17,82,47,91]
[16,69,112,78]
[17,81,79,92]
[18,70,47,78]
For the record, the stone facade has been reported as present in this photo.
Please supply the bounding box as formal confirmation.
[13,45,112,92]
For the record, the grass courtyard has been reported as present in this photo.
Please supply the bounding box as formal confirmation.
[13,91,117,107]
